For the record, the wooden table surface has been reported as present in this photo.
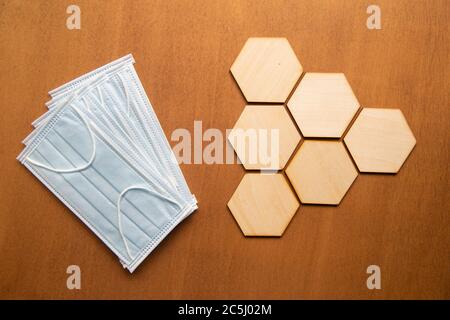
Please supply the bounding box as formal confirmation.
[0,0,448,299]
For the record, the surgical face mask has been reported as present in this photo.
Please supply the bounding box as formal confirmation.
[31,59,191,202]
[18,55,197,272]
[25,64,182,198]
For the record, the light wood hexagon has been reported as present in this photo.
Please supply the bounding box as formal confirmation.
[286,141,358,205]
[344,108,416,173]
[227,173,300,236]
[230,38,303,103]
[228,105,301,170]
[287,73,360,138]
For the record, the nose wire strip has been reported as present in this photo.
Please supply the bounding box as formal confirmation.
[25,95,97,173]
[117,186,182,260]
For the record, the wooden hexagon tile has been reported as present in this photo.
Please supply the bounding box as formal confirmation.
[228,173,300,236]
[287,73,360,138]
[286,141,358,205]
[344,108,416,173]
[230,38,303,103]
[228,105,301,170]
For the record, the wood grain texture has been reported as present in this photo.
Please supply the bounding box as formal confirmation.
[230,37,303,103]
[0,0,449,299]
[287,73,360,138]
[344,108,416,173]
[286,141,358,205]
[227,173,299,236]
[228,105,301,170]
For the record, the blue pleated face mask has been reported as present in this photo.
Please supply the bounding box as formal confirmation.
[18,57,197,272]
[28,58,191,201]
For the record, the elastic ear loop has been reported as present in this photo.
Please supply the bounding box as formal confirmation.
[97,81,178,198]
[116,186,182,260]
[116,70,178,192]
[81,96,91,113]
[117,72,131,116]
[98,76,130,119]
[96,86,105,111]
[26,95,97,173]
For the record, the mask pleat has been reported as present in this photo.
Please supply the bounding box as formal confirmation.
[48,129,163,235]
[30,149,143,261]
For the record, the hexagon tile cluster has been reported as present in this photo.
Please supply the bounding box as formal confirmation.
[227,37,416,237]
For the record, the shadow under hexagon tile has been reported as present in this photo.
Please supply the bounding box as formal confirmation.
[227,173,300,236]
[286,140,358,205]
[287,73,360,138]
[228,105,301,170]
[344,108,416,173]
[230,37,303,103]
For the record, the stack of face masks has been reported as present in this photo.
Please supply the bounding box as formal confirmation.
[17,54,198,273]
